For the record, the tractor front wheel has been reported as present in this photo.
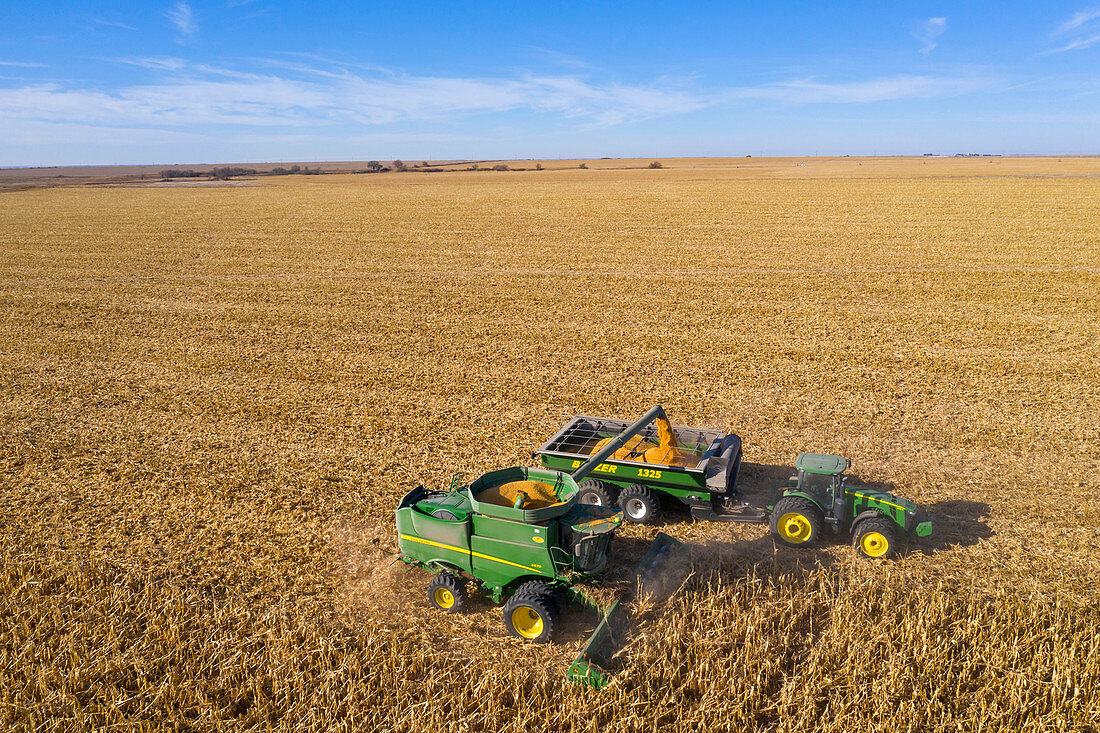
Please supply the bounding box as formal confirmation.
[853,517,898,559]
[770,497,824,548]
[502,593,558,643]
[576,479,618,507]
[619,485,660,524]
[427,573,468,613]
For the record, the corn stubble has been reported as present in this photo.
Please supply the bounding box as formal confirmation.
[1,158,1099,731]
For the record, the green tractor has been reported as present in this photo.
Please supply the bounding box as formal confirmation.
[769,453,933,558]
[395,407,681,684]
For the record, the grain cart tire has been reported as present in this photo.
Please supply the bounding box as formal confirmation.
[770,497,824,548]
[576,479,618,507]
[512,580,567,617]
[853,517,898,559]
[619,485,661,525]
[503,593,558,643]
[427,573,468,613]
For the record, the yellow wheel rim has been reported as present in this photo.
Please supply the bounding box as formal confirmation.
[860,531,890,558]
[433,588,455,609]
[510,607,544,639]
[778,512,812,543]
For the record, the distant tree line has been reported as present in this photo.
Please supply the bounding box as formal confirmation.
[160,165,323,181]
[268,165,321,176]
[159,169,204,179]
[158,160,579,181]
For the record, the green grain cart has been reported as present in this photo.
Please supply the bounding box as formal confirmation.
[534,409,758,525]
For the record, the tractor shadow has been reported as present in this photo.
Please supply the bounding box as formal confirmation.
[914,499,994,553]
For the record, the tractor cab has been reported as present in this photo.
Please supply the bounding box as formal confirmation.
[793,452,849,510]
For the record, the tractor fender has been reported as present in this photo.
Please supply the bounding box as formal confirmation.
[773,490,824,512]
[850,509,891,535]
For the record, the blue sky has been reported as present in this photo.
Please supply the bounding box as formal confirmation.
[1,1,1098,166]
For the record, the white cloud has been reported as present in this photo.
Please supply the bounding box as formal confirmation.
[1056,7,1100,34]
[1048,7,1100,52]
[913,17,947,55]
[92,17,137,31]
[0,58,996,149]
[525,47,594,70]
[733,74,989,105]
[0,60,46,68]
[167,2,197,41]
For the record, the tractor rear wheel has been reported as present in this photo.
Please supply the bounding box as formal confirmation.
[619,485,660,524]
[502,593,558,643]
[576,479,618,507]
[427,573,468,613]
[770,497,824,548]
[511,580,567,617]
[853,517,898,559]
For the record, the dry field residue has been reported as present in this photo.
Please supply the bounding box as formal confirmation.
[1,157,1099,731]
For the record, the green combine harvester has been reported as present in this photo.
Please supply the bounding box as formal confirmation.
[395,406,683,687]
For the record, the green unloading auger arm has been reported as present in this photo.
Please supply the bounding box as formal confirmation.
[570,405,668,483]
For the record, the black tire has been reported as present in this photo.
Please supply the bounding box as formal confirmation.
[427,573,468,613]
[619,485,661,524]
[770,496,824,548]
[502,593,558,643]
[852,516,899,560]
[576,479,618,507]
[511,580,567,617]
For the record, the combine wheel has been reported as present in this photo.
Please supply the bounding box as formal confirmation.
[503,593,558,643]
[619,485,660,524]
[427,573,468,613]
[511,580,567,616]
[576,479,618,507]
[770,497,824,548]
[853,517,898,560]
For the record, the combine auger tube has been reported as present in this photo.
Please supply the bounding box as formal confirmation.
[566,532,683,689]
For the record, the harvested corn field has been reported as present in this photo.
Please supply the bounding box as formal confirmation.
[1,156,1099,731]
